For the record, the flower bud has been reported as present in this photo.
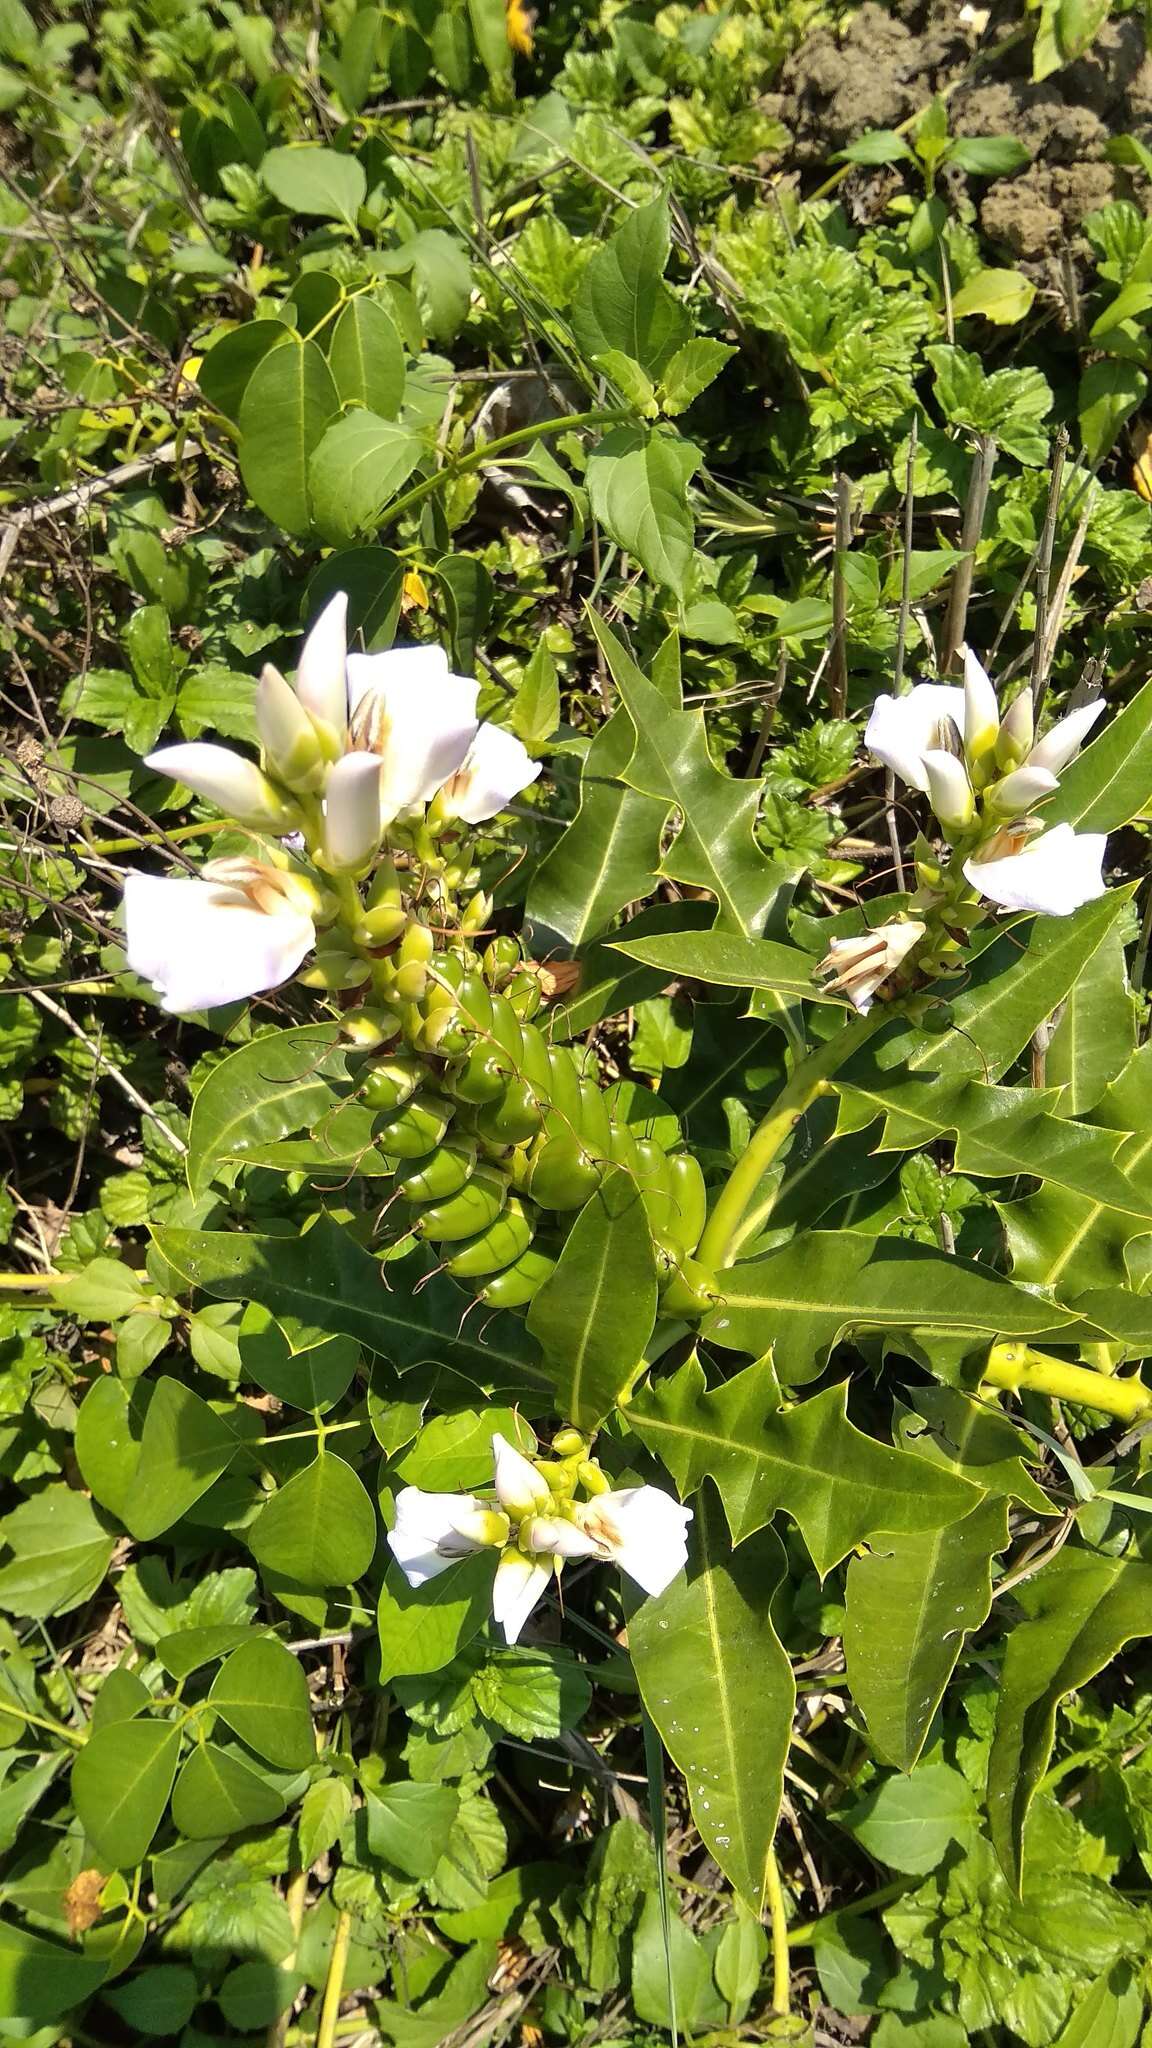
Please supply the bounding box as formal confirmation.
[299,949,372,990]
[341,1006,402,1048]
[353,903,409,947]
[145,743,298,833]
[577,1459,612,1496]
[962,647,1000,778]
[294,591,348,756]
[323,754,383,872]
[255,664,327,792]
[987,765,1059,816]
[552,1427,587,1457]
[995,690,1034,772]
[453,1507,510,1549]
[492,1431,551,1520]
[921,749,975,833]
[461,890,493,934]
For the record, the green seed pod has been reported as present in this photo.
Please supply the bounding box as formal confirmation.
[488,991,524,1066]
[517,1021,555,1099]
[505,970,543,1021]
[665,1153,707,1254]
[411,1162,508,1243]
[541,1044,584,1142]
[445,1196,532,1277]
[575,1074,613,1158]
[353,902,409,947]
[528,1134,605,1211]
[482,935,522,983]
[374,1089,453,1160]
[659,1256,721,1318]
[476,1077,545,1146]
[634,1136,677,1241]
[361,1054,424,1113]
[450,1045,511,1105]
[477,1246,557,1309]
[395,1136,477,1203]
[436,969,494,1055]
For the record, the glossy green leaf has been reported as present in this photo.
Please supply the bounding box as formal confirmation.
[527,1168,658,1429]
[0,1485,116,1619]
[1047,672,1152,833]
[0,1922,107,2022]
[988,1546,1152,1890]
[613,925,833,1000]
[104,1964,198,2036]
[1001,1040,1152,1294]
[261,143,366,224]
[328,296,405,416]
[123,1379,241,1541]
[186,1025,349,1197]
[394,1406,531,1491]
[1078,358,1147,465]
[1046,914,1137,1116]
[197,321,289,422]
[297,1775,352,1867]
[628,1357,979,1568]
[586,427,701,596]
[526,707,665,947]
[704,1231,1075,1385]
[571,198,691,379]
[840,1762,979,1875]
[209,1637,315,1768]
[309,409,426,545]
[366,1781,460,1876]
[171,1740,286,1839]
[894,1385,1053,1514]
[845,1497,1009,1771]
[659,338,737,415]
[72,1719,181,1868]
[239,1306,360,1414]
[376,1551,497,1683]
[1050,1966,1144,2048]
[249,1452,376,1589]
[629,1486,793,1910]
[157,1623,258,1679]
[238,338,339,536]
[509,637,560,748]
[950,267,1035,323]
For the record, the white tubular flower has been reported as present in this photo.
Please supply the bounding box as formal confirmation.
[255,663,327,792]
[323,754,384,872]
[964,823,1107,917]
[295,591,349,751]
[815,919,926,1015]
[864,683,966,792]
[492,1549,553,1645]
[921,749,974,832]
[995,691,1034,771]
[523,1516,600,1560]
[387,1486,510,1588]
[573,1486,693,1599]
[492,1431,552,1520]
[123,858,317,1013]
[145,743,297,833]
[988,764,1059,815]
[1025,698,1106,777]
[347,645,479,823]
[439,724,542,825]
[962,648,1000,770]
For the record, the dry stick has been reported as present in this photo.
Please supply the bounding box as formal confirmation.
[1042,493,1093,677]
[887,416,919,892]
[828,472,853,719]
[26,988,187,1157]
[940,433,997,674]
[749,647,788,777]
[0,438,187,584]
[1031,426,1069,720]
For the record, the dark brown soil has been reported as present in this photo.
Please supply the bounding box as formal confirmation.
[770,0,1152,259]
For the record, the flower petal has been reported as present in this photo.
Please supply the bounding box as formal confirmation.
[348,647,480,819]
[864,684,966,792]
[295,590,349,742]
[579,1486,693,1599]
[962,647,1000,762]
[492,1432,551,1518]
[1026,698,1106,777]
[145,743,296,831]
[324,753,383,870]
[123,872,315,1014]
[441,724,542,824]
[491,1550,552,1644]
[524,1516,600,1560]
[386,1485,488,1587]
[964,824,1107,917]
[921,749,974,830]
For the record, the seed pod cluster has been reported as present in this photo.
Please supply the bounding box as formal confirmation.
[358,937,712,1313]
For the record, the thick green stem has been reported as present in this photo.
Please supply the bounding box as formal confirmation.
[697,1009,886,1272]
[982,1343,1152,1424]
[763,1846,790,2016]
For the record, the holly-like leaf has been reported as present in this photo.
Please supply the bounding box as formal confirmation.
[627,1357,980,1569]
[527,1168,658,1429]
[526,707,665,947]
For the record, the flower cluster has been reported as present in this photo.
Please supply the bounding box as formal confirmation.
[124,595,541,1014]
[388,1430,693,1645]
[817,651,1108,1013]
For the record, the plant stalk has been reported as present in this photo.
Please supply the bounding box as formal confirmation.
[316,1909,352,2048]
[763,1846,790,2016]
[983,1343,1152,1424]
[697,1009,886,1271]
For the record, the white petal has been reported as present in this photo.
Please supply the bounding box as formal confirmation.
[962,648,1000,759]
[442,724,542,825]
[524,1516,600,1560]
[324,753,383,870]
[582,1486,693,1599]
[990,765,1059,814]
[1026,699,1106,776]
[144,743,295,831]
[964,825,1108,917]
[349,649,481,820]
[346,643,453,716]
[491,1550,551,1644]
[921,749,974,830]
[864,685,966,792]
[491,1432,551,1518]
[123,873,314,1013]
[386,1486,487,1587]
[295,591,349,741]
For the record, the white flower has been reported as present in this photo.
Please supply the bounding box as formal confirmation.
[573,1486,694,1599]
[123,858,317,1013]
[815,919,926,1014]
[439,724,542,825]
[920,750,974,832]
[255,663,327,792]
[962,648,1000,768]
[964,823,1107,917]
[145,742,298,833]
[1025,698,1106,777]
[347,644,480,824]
[323,754,384,872]
[492,1430,552,1519]
[988,764,1059,815]
[387,1487,510,1587]
[995,690,1034,770]
[492,1550,553,1645]
[294,591,349,750]
[864,683,966,793]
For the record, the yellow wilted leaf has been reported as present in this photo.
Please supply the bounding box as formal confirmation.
[402,569,430,610]
[506,0,534,56]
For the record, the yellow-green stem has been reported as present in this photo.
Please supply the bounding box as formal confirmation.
[378,407,628,532]
[697,1008,886,1271]
[983,1343,1152,1424]
[763,1846,790,2017]
[316,1909,352,2048]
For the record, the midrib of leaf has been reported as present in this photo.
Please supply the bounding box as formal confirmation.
[566,1235,611,1423]
[1040,1127,1152,1288]
[697,1502,766,1913]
